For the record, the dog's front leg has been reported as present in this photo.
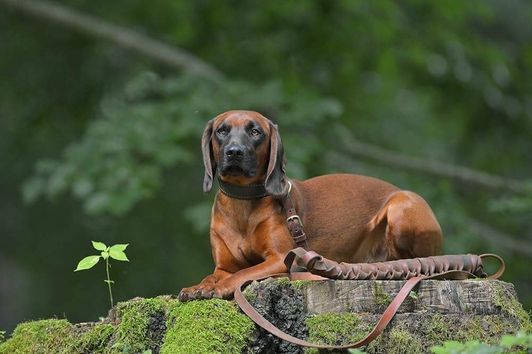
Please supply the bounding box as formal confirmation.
[178,268,232,301]
[207,255,287,299]
[179,213,294,301]
[178,254,287,301]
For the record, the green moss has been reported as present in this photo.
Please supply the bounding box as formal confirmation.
[306,312,366,346]
[291,280,313,290]
[242,286,258,302]
[425,312,521,350]
[112,297,172,353]
[459,316,490,343]
[373,328,422,354]
[461,316,512,344]
[427,313,452,343]
[0,319,115,354]
[161,299,254,354]
[373,282,391,307]
[75,323,114,353]
[491,281,532,333]
[275,276,291,285]
[0,319,73,354]
[0,297,252,354]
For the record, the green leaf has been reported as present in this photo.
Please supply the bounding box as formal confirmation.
[500,331,532,348]
[109,246,129,261]
[74,255,101,271]
[101,251,109,259]
[92,241,107,251]
[500,335,518,348]
[110,243,129,252]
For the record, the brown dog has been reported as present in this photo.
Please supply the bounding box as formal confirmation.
[178,110,442,301]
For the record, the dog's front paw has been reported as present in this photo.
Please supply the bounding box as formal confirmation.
[178,283,234,301]
[178,286,194,301]
[178,285,203,301]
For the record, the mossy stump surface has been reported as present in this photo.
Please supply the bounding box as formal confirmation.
[0,279,529,353]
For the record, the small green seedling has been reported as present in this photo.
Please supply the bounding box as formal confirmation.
[75,241,129,308]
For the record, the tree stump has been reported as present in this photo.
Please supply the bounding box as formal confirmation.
[0,279,529,353]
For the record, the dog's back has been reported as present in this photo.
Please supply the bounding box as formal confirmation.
[292,174,441,262]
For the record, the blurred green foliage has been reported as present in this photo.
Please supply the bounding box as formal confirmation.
[22,72,341,215]
[430,331,532,354]
[1,0,531,333]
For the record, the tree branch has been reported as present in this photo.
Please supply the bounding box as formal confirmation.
[0,0,223,80]
[335,127,529,194]
[466,218,532,257]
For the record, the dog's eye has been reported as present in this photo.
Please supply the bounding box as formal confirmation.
[250,128,261,136]
[216,128,228,136]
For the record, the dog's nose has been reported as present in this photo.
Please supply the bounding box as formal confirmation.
[225,145,244,157]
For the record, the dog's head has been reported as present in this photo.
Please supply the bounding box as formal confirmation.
[201,110,288,198]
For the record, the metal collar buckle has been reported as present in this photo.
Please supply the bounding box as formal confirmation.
[287,214,303,226]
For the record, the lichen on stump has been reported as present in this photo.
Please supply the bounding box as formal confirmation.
[0,279,529,353]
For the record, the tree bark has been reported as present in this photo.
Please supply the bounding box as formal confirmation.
[0,0,223,80]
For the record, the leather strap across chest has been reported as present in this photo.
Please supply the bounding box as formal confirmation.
[281,181,309,249]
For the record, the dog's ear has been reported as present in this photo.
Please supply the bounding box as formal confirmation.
[201,119,216,193]
[265,123,288,198]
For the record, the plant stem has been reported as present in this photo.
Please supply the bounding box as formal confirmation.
[105,257,114,308]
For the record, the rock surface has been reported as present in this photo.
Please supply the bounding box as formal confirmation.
[0,279,529,353]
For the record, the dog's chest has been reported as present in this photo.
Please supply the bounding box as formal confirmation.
[213,197,279,265]
[222,219,263,264]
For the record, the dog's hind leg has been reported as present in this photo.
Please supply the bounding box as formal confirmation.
[369,191,442,260]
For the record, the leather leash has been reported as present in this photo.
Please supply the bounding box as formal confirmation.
[234,253,505,349]
[233,181,506,349]
[234,274,424,349]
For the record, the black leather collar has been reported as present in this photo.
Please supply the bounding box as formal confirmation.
[217,178,269,200]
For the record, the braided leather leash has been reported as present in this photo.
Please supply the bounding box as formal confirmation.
[234,250,505,349]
